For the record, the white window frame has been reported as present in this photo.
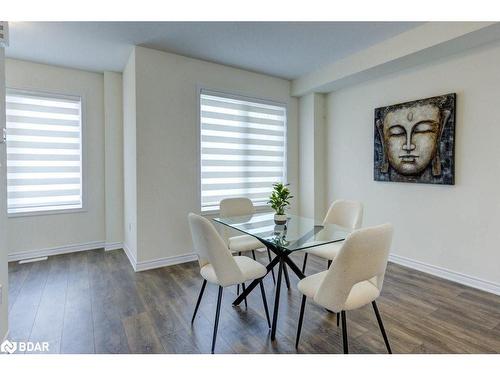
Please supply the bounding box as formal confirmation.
[6,87,87,218]
[197,86,288,215]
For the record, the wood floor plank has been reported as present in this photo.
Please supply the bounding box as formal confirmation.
[28,255,71,354]
[60,252,95,354]
[7,248,500,354]
[159,329,202,354]
[122,312,165,354]
[134,269,191,336]
[21,259,66,354]
[87,249,130,354]
[7,261,33,313]
[8,259,51,342]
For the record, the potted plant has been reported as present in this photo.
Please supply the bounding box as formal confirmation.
[268,182,293,225]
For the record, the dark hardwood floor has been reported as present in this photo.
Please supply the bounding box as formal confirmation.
[7,248,500,354]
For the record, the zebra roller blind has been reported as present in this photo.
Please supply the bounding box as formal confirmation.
[6,89,83,215]
[200,90,287,212]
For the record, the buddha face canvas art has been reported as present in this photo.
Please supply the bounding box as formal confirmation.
[374,93,456,185]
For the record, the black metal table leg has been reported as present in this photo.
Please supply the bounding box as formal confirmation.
[242,283,248,309]
[283,263,291,289]
[271,257,284,340]
[259,280,271,329]
[267,248,276,284]
[302,253,308,274]
[232,252,280,306]
[283,254,306,280]
[295,295,307,348]
[231,246,307,342]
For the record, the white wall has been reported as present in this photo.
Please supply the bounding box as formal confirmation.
[104,72,124,248]
[130,46,299,265]
[326,41,500,287]
[5,59,106,257]
[299,93,326,220]
[299,94,315,218]
[122,51,137,261]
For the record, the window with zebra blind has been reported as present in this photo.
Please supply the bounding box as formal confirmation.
[199,89,287,212]
[6,89,83,215]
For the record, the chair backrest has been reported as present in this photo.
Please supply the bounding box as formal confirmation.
[322,200,363,230]
[219,197,255,242]
[220,197,255,217]
[188,213,244,286]
[314,223,393,312]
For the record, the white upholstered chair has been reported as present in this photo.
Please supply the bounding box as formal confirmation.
[188,213,271,354]
[220,197,288,289]
[295,223,393,354]
[302,200,363,274]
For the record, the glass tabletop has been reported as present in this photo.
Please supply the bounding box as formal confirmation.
[213,212,351,252]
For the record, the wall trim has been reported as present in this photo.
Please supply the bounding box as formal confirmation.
[121,242,196,272]
[135,253,197,272]
[8,241,105,262]
[7,240,196,273]
[122,242,138,272]
[104,242,123,251]
[389,253,500,296]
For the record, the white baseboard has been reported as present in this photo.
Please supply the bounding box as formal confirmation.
[8,241,105,262]
[122,242,138,271]
[104,242,123,251]
[389,253,500,296]
[135,253,197,272]
[7,239,194,273]
[120,242,197,272]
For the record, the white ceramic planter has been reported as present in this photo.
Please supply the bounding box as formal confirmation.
[274,214,287,225]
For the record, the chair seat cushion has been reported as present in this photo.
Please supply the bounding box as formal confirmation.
[305,241,343,260]
[200,256,267,286]
[229,234,264,253]
[297,271,380,311]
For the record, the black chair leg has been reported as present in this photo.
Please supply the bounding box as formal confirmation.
[302,253,308,274]
[295,295,307,348]
[283,263,291,290]
[251,250,256,260]
[191,279,207,324]
[211,286,223,354]
[341,311,348,354]
[372,301,392,354]
[336,312,339,327]
[259,280,271,329]
[242,283,248,309]
[236,252,242,295]
[267,248,276,284]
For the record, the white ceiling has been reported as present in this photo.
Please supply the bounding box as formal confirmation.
[5,22,423,79]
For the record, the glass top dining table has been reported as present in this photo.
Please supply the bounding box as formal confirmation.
[213,212,351,252]
[213,211,352,340]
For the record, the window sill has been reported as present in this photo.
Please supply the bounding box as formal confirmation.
[8,207,87,219]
